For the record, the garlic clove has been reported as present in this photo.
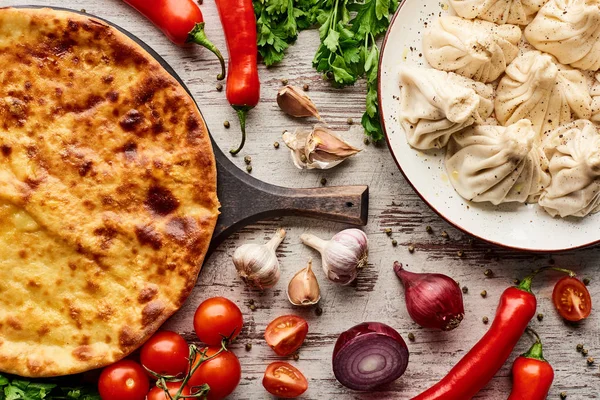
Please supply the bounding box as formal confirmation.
[282,126,361,170]
[277,85,321,119]
[307,126,361,164]
[287,259,321,306]
[300,229,368,286]
[233,228,286,290]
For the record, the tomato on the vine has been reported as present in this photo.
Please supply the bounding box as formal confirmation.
[264,315,308,356]
[146,382,191,400]
[194,297,243,345]
[141,330,189,377]
[552,276,592,322]
[188,347,241,400]
[98,359,149,400]
[262,361,308,398]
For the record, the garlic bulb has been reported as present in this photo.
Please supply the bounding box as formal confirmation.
[277,85,321,119]
[282,126,361,170]
[300,229,368,285]
[233,228,286,289]
[287,259,321,306]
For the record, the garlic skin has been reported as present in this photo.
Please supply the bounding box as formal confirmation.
[282,126,361,170]
[300,229,368,285]
[277,85,321,119]
[287,259,321,306]
[233,228,286,289]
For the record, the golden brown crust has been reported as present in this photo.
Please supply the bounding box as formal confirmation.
[0,7,219,377]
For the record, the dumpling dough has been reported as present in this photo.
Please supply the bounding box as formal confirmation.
[398,66,494,150]
[591,72,600,123]
[449,0,547,25]
[525,0,600,71]
[539,120,600,217]
[495,51,591,136]
[423,16,521,82]
[445,119,551,205]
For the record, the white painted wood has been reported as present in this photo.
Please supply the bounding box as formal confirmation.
[3,1,599,398]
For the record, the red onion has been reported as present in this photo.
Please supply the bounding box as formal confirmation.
[394,261,464,331]
[332,322,409,391]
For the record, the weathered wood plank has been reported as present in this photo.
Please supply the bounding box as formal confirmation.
[4,1,600,398]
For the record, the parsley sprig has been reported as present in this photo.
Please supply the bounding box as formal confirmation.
[0,374,100,400]
[254,0,399,141]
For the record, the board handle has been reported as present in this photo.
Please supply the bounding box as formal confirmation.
[208,139,369,253]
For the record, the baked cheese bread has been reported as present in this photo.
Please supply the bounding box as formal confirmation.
[0,7,220,377]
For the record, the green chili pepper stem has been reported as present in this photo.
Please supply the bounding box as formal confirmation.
[517,275,534,293]
[188,22,226,81]
[522,327,547,362]
[230,107,250,155]
[518,265,578,293]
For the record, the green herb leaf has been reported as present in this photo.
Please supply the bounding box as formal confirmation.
[323,29,340,52]
[253,0,398,140]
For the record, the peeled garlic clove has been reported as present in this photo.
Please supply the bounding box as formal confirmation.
[277,85,321,119]
[233,228,286,289]
[287,259,321,306]
[300,229,368,285]
[282,126,361,170]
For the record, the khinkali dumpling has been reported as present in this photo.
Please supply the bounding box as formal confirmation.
[495,51,591,136]
[539,120,600,217]
[591,72,600,123]
[449,0,547,25]
[525,0,600,71]
[399,66,494,150]
[445,119,551,205]
[423,16,521,82]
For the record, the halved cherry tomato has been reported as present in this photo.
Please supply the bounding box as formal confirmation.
[194,297,243,346]
[146,381,191,400]
[188,347,241,400]
[552,276,592,322]
[141,331,189,377]
[262,361,308,398]
[98,359,149,400]
[264,315,308,356]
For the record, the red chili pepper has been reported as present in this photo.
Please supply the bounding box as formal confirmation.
[123,0,225,80]
[215,0,260,155]
[508,328,554,400]
[412,277,538,400]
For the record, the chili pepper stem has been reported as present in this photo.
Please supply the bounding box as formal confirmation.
[230,107,250,155]
[523,328,547,362]
[517,275,534,293]
[188,22,226,80]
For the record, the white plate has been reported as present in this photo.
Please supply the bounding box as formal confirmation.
[378,0,599,252]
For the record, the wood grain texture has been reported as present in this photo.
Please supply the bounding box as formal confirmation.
[3,0,600,398]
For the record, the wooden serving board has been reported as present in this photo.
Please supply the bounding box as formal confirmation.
[22,5,369,255]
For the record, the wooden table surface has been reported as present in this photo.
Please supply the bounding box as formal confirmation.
[5,0,600,398]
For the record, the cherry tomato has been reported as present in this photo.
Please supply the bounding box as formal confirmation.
[552,276,592,322]
[194,297,243,345]
[146,381,191,400]
[264,315,308,356]
[188,347,241,400]
[141,331,189,377]
[262,361,308,398]
[98,360,149,400]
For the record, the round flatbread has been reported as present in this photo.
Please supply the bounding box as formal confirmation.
[0,7,219,377]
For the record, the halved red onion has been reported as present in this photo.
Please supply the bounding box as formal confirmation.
[332,322,409,391]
